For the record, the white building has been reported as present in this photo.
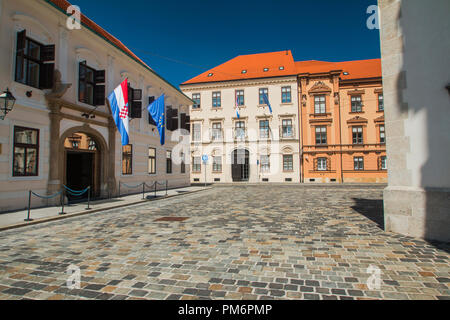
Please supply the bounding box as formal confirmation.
[0,0,192,212]
[180,51,301,184]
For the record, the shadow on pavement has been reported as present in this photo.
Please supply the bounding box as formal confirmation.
[351,198,385,230]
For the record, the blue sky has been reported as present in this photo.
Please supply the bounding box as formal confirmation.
[70,0,380,88]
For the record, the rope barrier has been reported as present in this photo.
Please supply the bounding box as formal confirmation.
[30,190,62,199]
[62,185,90,196]
[120,182,144,189]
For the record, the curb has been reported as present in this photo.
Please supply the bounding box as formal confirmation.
[0,187,213,232]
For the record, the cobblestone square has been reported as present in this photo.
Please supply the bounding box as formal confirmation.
[0,185,448,300]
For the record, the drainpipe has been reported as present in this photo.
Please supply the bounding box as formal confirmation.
[298,79,304,183]
[337,90,344,184]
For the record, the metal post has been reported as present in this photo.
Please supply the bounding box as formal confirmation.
[59,189,66,215]
[166,180,168,196]
[24,191,33,222]
[86,187,91,210]
[204,165,207,187]
[142,183,145,200]
[154,181,157,198]
[118,182,121,198]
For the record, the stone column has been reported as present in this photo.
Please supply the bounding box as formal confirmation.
[379,0,450,242]
[47,100,62,202]
[107,118,117,197]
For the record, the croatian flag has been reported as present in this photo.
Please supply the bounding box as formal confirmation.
[108,79,130,146]
[235,94,240,119]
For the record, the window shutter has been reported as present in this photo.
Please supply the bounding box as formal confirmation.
[314,158,318,171]
[41,45,55,62]
[17,30,26,52]
[327,158,331,171]
[130,101,142,118]
[180,113,186,130]
[378,157,382,170]
[148,96,156,125]
[166,106,172,130]
[185,115,191,132]
[94,70,105,84]
[39,63,54,89]
[94,85,105,106]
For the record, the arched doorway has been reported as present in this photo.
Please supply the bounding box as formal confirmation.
[231,149,250,182]
[63,132,101,200]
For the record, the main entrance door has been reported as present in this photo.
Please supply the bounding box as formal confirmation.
[231,149,250,182]
[64,133,100,200]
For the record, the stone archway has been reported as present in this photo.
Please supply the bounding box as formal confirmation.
[58,125,110,199]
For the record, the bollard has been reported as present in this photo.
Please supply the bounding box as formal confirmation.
[58,189,66,215]
[24,190,33,222]
[118,182,121,198]
[142,182,145,200]
[154,181,157,198]
[86,187,91,210]
[166,180,168,196]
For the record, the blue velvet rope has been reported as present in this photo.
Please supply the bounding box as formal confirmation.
[120,182,144,189]
[31,190,62,199]
[62,185,90,196]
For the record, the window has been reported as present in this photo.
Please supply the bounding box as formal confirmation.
[259,120,270,139]
[380,125,386,144]
[263,68,269,72]
[260,155,270,173]
[235,121,246,139]
[78,62,105,106]
[282,119,293,138]
[380,156,387,170]
[13,126,39,177]
[281,87,292,103]
[192,157,201,173]
[213,156,222,172]
[122,145,132,175]
[127,85,143,119]
[314,95,326,114]
[354,157,364,171]
[15,30,55,90]
[192,123,202,142]
[317,158,328,171]
[192,93,201,109]
[352,126,363,144]
[212,91,221,108]
[148,147,156,174]
[283,155,293,172]
[378,94,384,111]
[259,88,268,105]
[181,152,186,174]
[236,90,245,106]
[315,126,327,145]
[351,95,363,113]
[166,151,172,174]
[211,122,222,141]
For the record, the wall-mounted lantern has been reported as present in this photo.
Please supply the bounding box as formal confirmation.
[0,88,16,120]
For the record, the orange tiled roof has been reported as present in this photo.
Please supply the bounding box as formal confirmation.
[44,0,151,70]
[182,52,381,85]
[182,51,298,85]
[296,59,382,80]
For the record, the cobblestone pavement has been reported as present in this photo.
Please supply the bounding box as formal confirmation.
[0,185,448,300]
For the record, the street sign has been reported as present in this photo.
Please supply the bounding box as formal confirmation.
[202,155,208,163]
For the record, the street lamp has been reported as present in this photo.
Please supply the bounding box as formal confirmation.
[0,88,16,120]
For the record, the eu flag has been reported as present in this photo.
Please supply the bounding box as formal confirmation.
[262,93,273,114]
[147,94,165,145]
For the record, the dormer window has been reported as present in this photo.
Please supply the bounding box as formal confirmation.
[343,72,349,75]
[279,66,284,70]
[207,73,213,77]
[241,70,247,74]
[263,68,269,72]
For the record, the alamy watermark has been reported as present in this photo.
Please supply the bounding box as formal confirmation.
[366,5,380,30]
[366,265,382,290]
[66,264,81,290]
[66,5,81,30]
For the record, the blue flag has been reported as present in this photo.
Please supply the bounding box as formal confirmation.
[262,93,273,114]
[147,94,165,145]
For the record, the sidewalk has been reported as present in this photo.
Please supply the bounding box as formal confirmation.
[0,185,211,231]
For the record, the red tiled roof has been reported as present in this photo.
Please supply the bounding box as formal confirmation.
[182,52,381,85]
[182,51,298,85]
[44,0,151,70]
[296,59,382,80]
